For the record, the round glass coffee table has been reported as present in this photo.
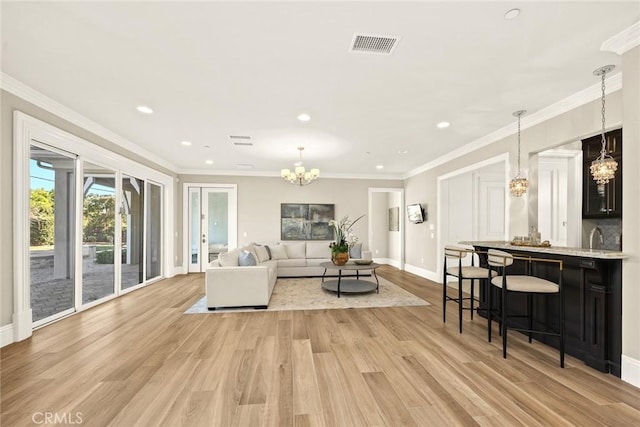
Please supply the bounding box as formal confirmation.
[320,261,381,298]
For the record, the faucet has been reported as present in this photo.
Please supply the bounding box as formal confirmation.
[589,226,604,250]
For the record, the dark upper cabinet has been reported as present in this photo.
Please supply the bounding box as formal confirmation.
[582,129,622,218]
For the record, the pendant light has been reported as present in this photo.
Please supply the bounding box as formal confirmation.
[280,146,320,186]
[590,65,618,185]
[509,110,528,197]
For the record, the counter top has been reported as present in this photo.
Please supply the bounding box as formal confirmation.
[460,241,628,259]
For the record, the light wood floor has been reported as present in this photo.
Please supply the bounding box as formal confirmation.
[2,266,640,426]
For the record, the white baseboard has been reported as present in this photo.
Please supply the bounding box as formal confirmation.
[404,263,440,282]
[386,258,402,269]
[622,354,640,388]
[1,324,14,348]
[167,266,185,278]
[12,309,33,342]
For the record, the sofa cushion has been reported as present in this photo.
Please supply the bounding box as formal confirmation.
[284,242,306,259]
[218,249,240,267]
[254,245,270,263]
[305,258,329,267]
[269,245,288,260]
[349,242,363,259]
[238,251,257,266]
[277,258,306,267]
[306,241,331,258]
[242,243,259,261]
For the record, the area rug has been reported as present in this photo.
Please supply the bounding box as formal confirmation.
[185,276,429,314]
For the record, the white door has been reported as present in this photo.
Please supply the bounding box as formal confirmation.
[538,157,569,246]
[187,186,237,272]
[475,172,505,241]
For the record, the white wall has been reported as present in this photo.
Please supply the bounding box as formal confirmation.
[621,46,640,385]
[370,192,388,259]
[178,174,403,262]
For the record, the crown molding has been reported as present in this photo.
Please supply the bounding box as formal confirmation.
[177,168,404,181]
[601,21,640,55]
[0,72,178,173]
[403,73,622,180]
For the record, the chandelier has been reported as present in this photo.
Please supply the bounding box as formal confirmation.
[590,65,618,185]
[281,146,320,186]
[509,110,528,197]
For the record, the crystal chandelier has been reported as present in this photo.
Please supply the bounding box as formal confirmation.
[509,110,528,197]
[281,146,320,186]
[590,65,618,185]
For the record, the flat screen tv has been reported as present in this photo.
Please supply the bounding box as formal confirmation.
[407,203,425,223]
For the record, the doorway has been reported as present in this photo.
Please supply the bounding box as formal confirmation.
[437,154,509,278]
[185,185,238,272]
[368,188,404,269]
[536,148,582,247]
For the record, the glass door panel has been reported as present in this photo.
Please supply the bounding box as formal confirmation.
[82,163,116,304]
[188,188,201,272]
[146,182,162,280]
[202,190,229,269]
[121,176,144,289]
[30,145,76,324]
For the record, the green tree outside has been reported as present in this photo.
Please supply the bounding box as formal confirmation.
[83,194,116,243]
[30,188,54,246]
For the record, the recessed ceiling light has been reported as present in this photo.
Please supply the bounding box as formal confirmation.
[136,105,153,114]
[203,145,211,149]
[398,150,409,154]
[297,113,311,122]
[180,141,192,146]
[376,165,384,170]
[437,121,450,129]
[205,160,213,165]
[504,8,520,20]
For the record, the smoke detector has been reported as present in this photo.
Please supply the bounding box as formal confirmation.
[349,34,400,55]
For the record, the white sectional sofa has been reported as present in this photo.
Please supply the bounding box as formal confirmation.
[205,241,370,310]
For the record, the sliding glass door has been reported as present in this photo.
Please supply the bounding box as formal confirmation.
[14,112,172,337]
[29,144,76,325]
[82,163,116,304]
[146,182,162,280]
[121,176,145,289]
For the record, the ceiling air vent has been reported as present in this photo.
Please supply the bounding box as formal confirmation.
[349,34,400,55]
[236,163,254,170]
[229,135,253,147]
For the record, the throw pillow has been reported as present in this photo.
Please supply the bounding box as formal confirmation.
[349,242,363,259]
[218,250,240,267]
[243,243,259,261]
[238,250,257,266]
[306,241,331,259]
[254,245,269,263]
[268,245,288,260]
[284,242,306,259]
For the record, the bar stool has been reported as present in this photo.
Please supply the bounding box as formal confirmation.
[443,246,496,333]
[487,249,565,367]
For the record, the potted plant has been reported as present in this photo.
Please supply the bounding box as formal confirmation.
[329,214,364,265]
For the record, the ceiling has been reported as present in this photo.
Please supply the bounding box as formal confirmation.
[2,1,638,178]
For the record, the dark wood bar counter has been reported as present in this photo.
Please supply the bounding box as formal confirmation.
[462,241,626,377]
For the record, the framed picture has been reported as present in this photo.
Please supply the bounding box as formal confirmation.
[389,207,399,231]
[281,203,335,240]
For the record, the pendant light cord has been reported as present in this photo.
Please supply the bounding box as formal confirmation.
[517,114,522,172]
[600,71,607,157]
